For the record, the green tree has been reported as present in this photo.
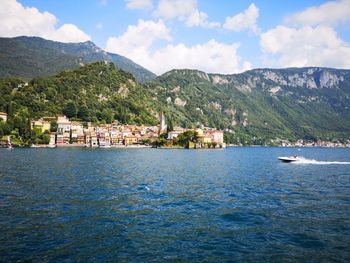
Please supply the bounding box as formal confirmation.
[116,107,130,124]
[11,109,31,142]
[30,129,38,145]
[43,132,51,144]
[101,108,114,124]
[167,115,174,132]
[153,137,167,147]
[0,122,11,136]
[78,104,90,121]
[50,120,58,132]
[176,130,199,148]
[63,101,77,118]
[141,138,151,145]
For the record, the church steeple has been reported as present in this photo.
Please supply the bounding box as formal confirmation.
[159,112,167,134]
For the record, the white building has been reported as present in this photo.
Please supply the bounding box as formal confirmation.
[0,112,7,122]
[168,131,181,140]
[57,116,71,133]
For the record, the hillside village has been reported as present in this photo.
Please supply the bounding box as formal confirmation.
[0,112,225,148]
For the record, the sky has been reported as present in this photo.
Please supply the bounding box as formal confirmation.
[1,0,350,75]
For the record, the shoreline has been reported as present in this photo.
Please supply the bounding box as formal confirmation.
[56,144,153,149]
[3,144,350,149]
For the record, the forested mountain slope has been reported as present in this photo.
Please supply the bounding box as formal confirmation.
[148,67,350,143]
[0,62,160,131]
[0,36,156,83]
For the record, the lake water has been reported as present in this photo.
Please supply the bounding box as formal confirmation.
[0,147,349,262]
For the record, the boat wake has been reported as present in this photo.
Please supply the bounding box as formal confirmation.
[292,157,350,165]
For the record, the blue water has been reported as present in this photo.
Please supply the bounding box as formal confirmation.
[0,147,349,262]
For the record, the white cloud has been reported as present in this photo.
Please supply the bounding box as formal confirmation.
[105,20,250,75]
[125,0,152,10]
[284,0,350,27]
[50,24,91,43]
[186,10,221,28]
[106,19,171,56]
[153,0,220,28]
[153,0,196,20]
[0,0,90,43]
[223,3,259,34]
[146,40,251,74]
[260,25,350,68]
[260,0,350,69]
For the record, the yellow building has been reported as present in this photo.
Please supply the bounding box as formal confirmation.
[124,135,138,145]
[195,128,225,147]
[195,128,211,147]
[31,119,51,133]
[195,128,204,136]
[203,136,212,144]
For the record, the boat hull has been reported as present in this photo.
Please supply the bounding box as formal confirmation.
[278,156,300,163]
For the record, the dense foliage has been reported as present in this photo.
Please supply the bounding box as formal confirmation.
[0,36,156,83]
[0,62,160,144]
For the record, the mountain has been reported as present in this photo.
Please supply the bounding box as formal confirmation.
[0,62,160,131]
[0,36,156,83]
[1,59,349,144]
[147,67,350,143]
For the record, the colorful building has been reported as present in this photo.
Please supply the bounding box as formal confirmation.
[210,130,224,144]
[49,133,56,146]
[71,121,84,144]
[57,116,71,133]
[124,135,138,145]
[31,119,51,133]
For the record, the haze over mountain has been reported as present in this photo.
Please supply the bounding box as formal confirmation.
[0,36,156,83]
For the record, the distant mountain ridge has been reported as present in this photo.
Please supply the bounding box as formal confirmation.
[148,67,350,143]
[0,36,156,83]
[209,67,349,91]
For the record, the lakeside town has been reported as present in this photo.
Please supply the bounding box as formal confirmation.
[0,111,225,149]
[1,111,350,148]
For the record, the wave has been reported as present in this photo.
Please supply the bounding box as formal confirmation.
[293,157,350,165]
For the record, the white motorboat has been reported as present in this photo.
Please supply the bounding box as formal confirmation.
[278,155,301,163]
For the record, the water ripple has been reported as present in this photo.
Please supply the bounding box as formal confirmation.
[0,147,349,262]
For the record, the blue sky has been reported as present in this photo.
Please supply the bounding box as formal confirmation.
[1,0,350,75]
